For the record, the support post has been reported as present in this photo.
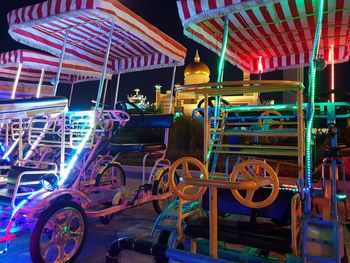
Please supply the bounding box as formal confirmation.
[102,79,109,109]
[11,63,22,99]
[54,30,69,96]
[94,23,113,111]
[69,82,75,106]
[164,66,177,148]
[36,68,45,98]
[113,73,121,109]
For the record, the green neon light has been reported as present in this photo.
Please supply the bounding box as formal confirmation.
[336,193,347,200]
[222,104,298,112]
[305,0,325,211]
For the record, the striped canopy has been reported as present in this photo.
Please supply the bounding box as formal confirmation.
[177,0,350,73]
[0,49,111,84]
[7,0,186,74]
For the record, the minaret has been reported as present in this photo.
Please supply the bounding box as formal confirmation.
[155,84,162,106]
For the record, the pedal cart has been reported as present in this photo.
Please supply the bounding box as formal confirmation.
[107,0,350,262]
[0,1,186,262]
[0,49,109,167]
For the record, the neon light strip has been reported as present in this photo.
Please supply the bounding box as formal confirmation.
[11,63,22,99]
[304,0,325,211]
[330,45,335,102]
[258,56,263,73]
[59,112,95,185]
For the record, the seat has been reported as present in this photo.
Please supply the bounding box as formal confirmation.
[184,217,292,254]
[108,143,166,153]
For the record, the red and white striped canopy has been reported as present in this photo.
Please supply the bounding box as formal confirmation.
[0,49,111,84]
[177,0,350,73]
[7,0,187,74]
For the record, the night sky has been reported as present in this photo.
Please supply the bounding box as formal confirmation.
[0,1,350,109]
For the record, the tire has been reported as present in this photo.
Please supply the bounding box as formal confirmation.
[95,163,126,188]
[152,168,178,215]
[30,200,88,263]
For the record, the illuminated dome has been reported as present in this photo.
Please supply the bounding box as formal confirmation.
[184,50,210,76]
[184,50,210,85]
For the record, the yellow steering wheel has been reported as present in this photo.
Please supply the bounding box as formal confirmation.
[258,110,285,130]
[169,157,208,201]
[230,160,279,209]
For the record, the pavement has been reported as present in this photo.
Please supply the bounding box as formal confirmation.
[1,165,350,262]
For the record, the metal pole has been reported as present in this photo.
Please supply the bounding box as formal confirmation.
[54,30,69,96]
[11,63,22,99]
[304,0,325,210]
[164,66,177,148]
[217,15,229,84]
[113,73,121,109]
[36,68,45,98]
[69,82,75,106]
[95,23,114,111]
[102,78,109,109]
[168,66,177,114]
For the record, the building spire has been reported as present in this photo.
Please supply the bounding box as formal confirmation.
[194,49,200,62]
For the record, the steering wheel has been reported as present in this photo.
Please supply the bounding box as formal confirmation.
[169,157,208,201]
[258,110,284,130]
[115,101,144,117]
[193,96,230,120]
[230,159,279,209]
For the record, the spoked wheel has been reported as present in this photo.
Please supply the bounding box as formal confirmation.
[30,200,87,263]
[230,159,279,209]
[169,157,208,201]
[95,163,126,188]
[152,167,179,214]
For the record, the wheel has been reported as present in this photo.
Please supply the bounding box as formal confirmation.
[230,159,279,209]
[258,110,284,130]
[169,157,208,201]
[95,163,126,188]
[30,200,87,263]
[152,167,179,214]
[195,96,229,118]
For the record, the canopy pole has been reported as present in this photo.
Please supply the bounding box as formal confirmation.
[102,78,109,109]
[164,66,177,149]
[217,15,229,84]
[54,29,69,96]
[168,66,177,114]
[210,15,229,174]
[113,73,121,109]
[304,0,325,212]
[11,63,22,99]
[36,68,45,98]
[95,22,113,111]
[69,82,75,106]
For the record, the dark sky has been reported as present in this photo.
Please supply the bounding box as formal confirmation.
[0,1,349,108]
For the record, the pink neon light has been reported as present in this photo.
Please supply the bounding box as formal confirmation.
[258,57,263,73]
[330,45,334,102]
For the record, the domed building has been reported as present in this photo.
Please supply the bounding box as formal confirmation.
[184,50,210,85]
[155,50,259,115]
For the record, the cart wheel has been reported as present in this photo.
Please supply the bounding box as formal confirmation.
[95,163,125,188]
[30,200,87,263]
[169,157,208,201]
[230,160,279,209]
[152,167,179,214]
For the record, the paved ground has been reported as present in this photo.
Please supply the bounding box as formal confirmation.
[1,166,350,262]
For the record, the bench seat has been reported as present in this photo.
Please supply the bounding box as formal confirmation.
[108,143,166,153]
[184,217,292,254]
